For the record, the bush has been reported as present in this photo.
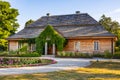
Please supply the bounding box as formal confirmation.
[113,52,120,59]
[9,50,17,54]
[78,53,92,58]
[0,51,40,57]
[115,47,120,52]
[57,51,92,58]
[18,45,28,52]
[0,51,8,56]
[104,50,113,58]
[19,52,40,57]
[93,53,104,58]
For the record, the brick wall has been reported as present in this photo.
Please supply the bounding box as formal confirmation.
[63,38,113,54]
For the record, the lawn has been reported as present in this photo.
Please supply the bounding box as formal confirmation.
[0,61,120,80]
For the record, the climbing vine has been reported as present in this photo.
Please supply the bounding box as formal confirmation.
[36,25,66,55]
[18,38,35,44]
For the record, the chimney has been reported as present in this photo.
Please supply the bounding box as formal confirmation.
[76,11,80,14]
[46,13,50,16]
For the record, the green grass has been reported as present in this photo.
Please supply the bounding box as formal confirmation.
[0,61,120,80]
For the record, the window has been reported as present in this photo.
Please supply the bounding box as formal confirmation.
[74,42,80,51]
[94,41,99,51]
[18,42,23,49]
[31,44,36,51]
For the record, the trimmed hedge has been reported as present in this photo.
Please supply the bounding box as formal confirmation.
[57,51,92,58]
[0,51,40,57]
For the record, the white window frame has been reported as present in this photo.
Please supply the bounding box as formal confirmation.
[74,41,80,51]
[94,41,99,51]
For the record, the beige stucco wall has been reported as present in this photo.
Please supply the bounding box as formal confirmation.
[9,40,18,51]
[63,38,113,53]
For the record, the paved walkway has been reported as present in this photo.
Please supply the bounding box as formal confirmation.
[0,57,119,75]
[0,58,91,75]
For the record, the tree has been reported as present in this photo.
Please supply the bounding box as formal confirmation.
[99,15,120,35]
[25,19,34,27]
[0,1,19,50]
[99,15,120,50]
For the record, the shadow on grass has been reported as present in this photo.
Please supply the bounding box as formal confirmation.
[87,61,120,70]
[0,69,120,80]
[0,61,120,80]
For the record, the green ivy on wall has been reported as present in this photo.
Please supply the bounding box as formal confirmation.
[18,38,35,44]
[36,25,66,55]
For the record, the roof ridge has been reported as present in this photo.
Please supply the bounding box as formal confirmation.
[42,13,88,17]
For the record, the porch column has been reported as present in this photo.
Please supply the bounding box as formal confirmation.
[45,42,48,55]
[53,43,55,55]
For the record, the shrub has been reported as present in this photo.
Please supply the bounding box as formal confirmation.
[0,51,8,56]
[104,50,113,58]
[113,52,120,59]
[57,51,62,56]
[57,51,92,58]
[70,52,75,57]
[65,52,71,57]
[93,53,104,58]
[115,47,120,52]
[9,50,17,54]
[19,52,40,57]
[18,45,28,52]
[0,51,40,57]
[79,53,92,58]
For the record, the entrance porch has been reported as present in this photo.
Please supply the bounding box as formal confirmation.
[44,42,56,56]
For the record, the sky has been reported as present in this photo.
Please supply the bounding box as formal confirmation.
[4,0,120,31]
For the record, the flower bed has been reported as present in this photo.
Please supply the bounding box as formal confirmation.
[0,57,57,68]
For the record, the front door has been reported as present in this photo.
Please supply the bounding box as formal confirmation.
[48,46,53,55]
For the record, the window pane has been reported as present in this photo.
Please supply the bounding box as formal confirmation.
[75,42,80,51]
[94,41,99,51]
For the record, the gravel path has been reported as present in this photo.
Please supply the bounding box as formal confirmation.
[0,58,91,75]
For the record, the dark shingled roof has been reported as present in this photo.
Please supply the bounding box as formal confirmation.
[8,13,115,39]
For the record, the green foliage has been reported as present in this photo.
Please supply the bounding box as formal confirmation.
[57,51,92,58]
[36,25,66,54]
[113,52,120,59]
[104,50,113,58]
[0,51,18,57]
[99,15,120,34]
[18,38,35,44]
[0,51,40,57]
[18,52,40,57]
[18,45,28,52]
[115,47,120,52]
[0,51,8,56]
[0,1,19,50]
[93,53,104,58]
[25,19,34,27]
[9,50,17,54]
[99,15,120,49]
